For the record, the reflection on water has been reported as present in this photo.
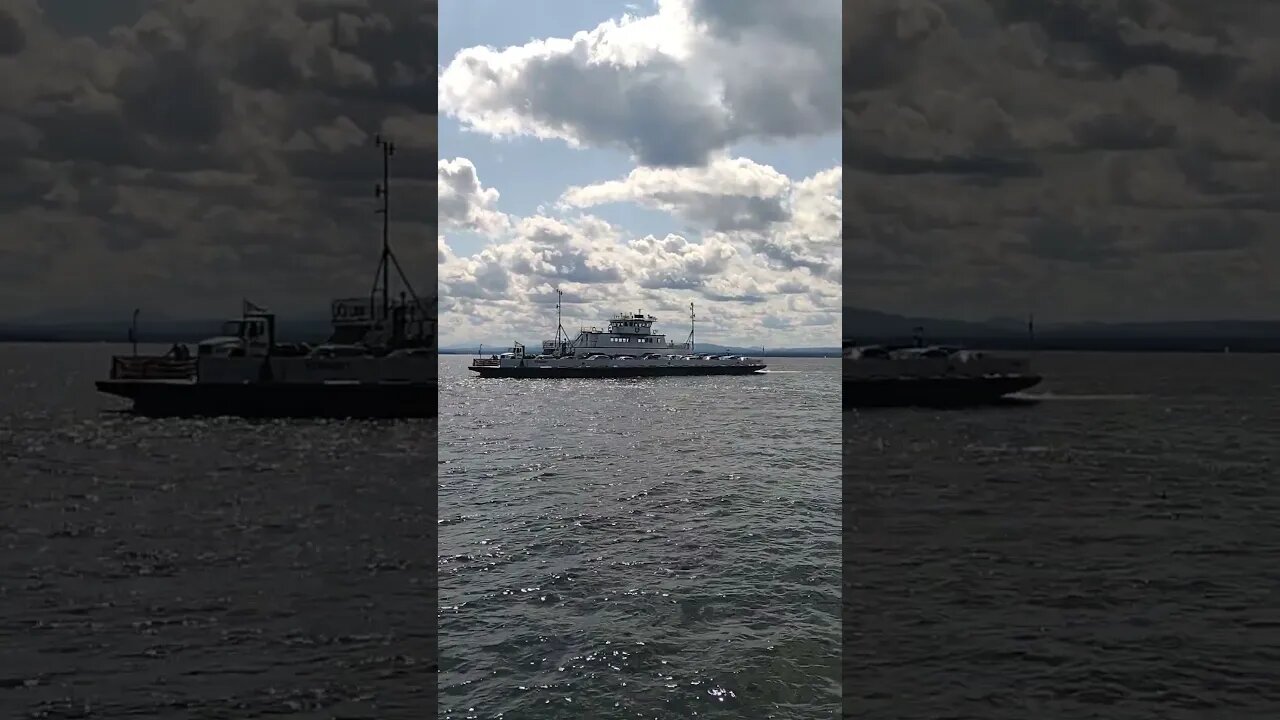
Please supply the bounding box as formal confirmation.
[846,352,1280,718]
[439,354,840,718]
[1,343,436,718]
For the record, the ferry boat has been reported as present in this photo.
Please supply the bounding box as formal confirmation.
[95,135,437,418]
[843,337,1041,407]
[469,294,766,379]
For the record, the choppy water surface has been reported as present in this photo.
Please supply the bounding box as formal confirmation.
[438,354,841,718]
[846,352,1280,718]
[1,343,435,718]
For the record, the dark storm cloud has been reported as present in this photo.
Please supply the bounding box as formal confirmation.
[230,34,307,92]
[1019,217,1127,265]
[118,50,228,143]
[0,6,25,55]
[1070,105,1178,151]
[843,0,944,93]
[844,0,1280,322]
[986,0,1243,95]
[1160,215,1261,253]
[0,0,437,320]
[847,144,1040,177]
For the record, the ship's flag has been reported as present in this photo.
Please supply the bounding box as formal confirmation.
[243,299,268,314]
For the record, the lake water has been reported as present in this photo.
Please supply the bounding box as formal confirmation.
[845,351,1280,718]
[1,343,436,718]
[12,345,1256,717]
[438,353,842,718]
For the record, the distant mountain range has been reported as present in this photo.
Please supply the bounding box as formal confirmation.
[0,317,841,355]
[844,307,1280,352]
[439,342,839,357]
[0,317,335,344]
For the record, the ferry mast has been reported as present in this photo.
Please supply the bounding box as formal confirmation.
[687,302,695,352]
[554,287,571,354]
[368,134,429,343]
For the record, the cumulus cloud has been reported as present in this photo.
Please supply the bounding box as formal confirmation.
[438,0,839,167]
[559,158,841,279]
[438,157,841,347]
[438,157,509,236]
[439,216,835,347]
[560,156,792,231]
[437,2,839,347]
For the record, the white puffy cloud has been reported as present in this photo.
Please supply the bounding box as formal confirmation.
[437,157,509,235]
[438,0,839,166]
[438,157,841,348]
[561,158,841,280]
[559,155,792,231]
[438,1,838,348]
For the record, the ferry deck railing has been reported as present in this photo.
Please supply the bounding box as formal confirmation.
[110,356,198,380]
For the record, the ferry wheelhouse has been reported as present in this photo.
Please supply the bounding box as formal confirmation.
[543,310,692,356]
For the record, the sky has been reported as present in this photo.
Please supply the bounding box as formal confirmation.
[436,0,842,349]
[0,0,437,323]
[845,0,1280,326]
[10,0,1271,336]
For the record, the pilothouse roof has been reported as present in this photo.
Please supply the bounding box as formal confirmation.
[612,310,656,322]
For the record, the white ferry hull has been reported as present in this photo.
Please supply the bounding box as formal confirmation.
[842,373,1041,408]
[842,345,1042,407]
[96,354,438,418]
[470,363,765,378]
[96,378,437,418]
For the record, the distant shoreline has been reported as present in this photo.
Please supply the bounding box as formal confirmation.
[0,335,310,345]
[845,336,1279,353]
[438,348,839,357]
[2,335,1275,354]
